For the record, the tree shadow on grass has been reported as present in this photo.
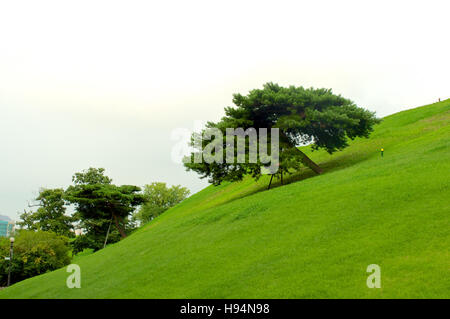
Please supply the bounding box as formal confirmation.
[216,147,373,208]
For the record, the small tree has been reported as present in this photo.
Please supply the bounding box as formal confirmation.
[17,188,75,237]
[134,182,190,224]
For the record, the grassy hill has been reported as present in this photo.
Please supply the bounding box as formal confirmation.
[1,100,449,299]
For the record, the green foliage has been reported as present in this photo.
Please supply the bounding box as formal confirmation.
[1,100,449,298]
[65,168,145,252]
[71,167,112,185]
[0,230,71,286]
[134,182,190,224]
[70,232,112,255]
[16,168,146,254]
[17,188,75,237]
[185,83,380,185]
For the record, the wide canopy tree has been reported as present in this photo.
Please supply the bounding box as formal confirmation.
[184,83,379,186]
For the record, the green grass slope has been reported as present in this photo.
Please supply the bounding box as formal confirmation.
[2,100,449,299]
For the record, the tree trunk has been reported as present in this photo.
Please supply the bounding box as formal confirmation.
[292,147,323,174]
[103,216,113,248]
[279,131,323,174]
[268,174,274,190]
[112,214,127,239]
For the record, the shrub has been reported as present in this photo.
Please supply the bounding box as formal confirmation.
[0,230,71,286]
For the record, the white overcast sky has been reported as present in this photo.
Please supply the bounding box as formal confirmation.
[1,0,449,219]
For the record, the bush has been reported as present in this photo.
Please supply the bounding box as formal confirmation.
[0,230,71,286]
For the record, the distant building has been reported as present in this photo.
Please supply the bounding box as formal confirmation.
[0,215,15,237]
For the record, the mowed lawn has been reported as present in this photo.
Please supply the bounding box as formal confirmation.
[1,100,449,298]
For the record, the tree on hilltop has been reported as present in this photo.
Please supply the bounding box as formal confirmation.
[184,83,380,186]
